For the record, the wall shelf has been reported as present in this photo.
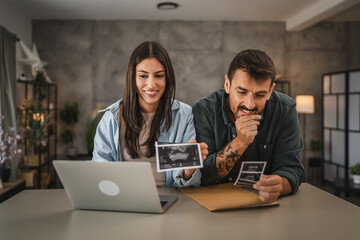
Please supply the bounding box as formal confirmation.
[17,79,58,188]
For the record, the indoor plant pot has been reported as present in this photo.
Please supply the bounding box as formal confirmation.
[60,102,79,157]
[353,175,360,184]
[0,166,11,182]
[68,146,77,157]
[350,163,360,184]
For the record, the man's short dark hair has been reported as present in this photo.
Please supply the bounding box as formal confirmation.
[227,49,276,86]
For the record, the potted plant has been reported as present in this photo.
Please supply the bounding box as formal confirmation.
[60,102,79,157]
[19,98,49,166]
[350,163,360,184]
[20,71,50,153]
[306,139,323,185]
[0,115,22,189]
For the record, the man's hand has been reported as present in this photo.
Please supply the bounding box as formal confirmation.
[183,139,208,180]
[234,115,261,146]
[253,175,292,202]
[214,115,261,178]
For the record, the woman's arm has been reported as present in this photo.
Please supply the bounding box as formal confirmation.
[183,140,208,180]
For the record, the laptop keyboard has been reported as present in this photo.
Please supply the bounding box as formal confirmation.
[160,201,168,207]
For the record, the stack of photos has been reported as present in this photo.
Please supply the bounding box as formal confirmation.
[234,161,267,187]
[155,142,203,172]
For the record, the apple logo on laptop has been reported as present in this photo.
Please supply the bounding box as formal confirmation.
[98,180,120,196]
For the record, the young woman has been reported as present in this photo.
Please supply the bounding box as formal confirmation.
[92,41,208,187]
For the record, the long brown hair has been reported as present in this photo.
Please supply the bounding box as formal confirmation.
[122,41,176,158]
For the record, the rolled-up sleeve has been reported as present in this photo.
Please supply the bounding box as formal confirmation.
[271,106,304,194]
[172,169,201,187]
[170,106,201,187]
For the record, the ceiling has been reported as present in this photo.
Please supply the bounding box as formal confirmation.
[4,0,360,31]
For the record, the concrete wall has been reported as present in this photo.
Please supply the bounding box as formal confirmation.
[32,20,360,156]
[1,1,32,101]
[0,0,32,80]
[0,1,32,46]
[286,22,348,164]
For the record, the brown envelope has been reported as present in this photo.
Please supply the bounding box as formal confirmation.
[180,183,279,211]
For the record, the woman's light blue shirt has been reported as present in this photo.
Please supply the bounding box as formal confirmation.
[92,98,201,187]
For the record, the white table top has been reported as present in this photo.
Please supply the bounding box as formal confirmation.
[0,183,359,240]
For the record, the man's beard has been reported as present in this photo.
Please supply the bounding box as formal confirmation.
[234,105,259,118]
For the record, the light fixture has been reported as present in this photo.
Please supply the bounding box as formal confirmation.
[296,95,315,114]
[296,95,315,179]
[157,2,179,10]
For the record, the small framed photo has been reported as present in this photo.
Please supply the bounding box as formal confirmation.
[155,142,203,172]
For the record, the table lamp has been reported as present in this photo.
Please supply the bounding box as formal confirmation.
[295,95,315,169]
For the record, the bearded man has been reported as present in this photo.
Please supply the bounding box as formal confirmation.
[193,49,304,202]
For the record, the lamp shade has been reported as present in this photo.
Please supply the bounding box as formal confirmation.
[296,95,315,114]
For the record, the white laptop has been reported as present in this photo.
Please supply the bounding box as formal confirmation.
[53,160,177,214]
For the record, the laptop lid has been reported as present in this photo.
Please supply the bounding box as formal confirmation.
[53,160,177,214]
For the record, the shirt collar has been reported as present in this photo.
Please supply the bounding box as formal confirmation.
[221,89,231,126]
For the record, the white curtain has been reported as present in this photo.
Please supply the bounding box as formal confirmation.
[0,25,17,179]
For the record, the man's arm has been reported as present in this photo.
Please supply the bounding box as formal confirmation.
[216,139,245,177]
[216,115,261,177]
[254,105,304,202]
[269,106,304,194]
[193,102,261,183]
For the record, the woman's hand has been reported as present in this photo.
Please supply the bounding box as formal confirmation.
[183,139,208,180]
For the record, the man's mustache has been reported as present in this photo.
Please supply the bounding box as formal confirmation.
[237,105,258,113]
